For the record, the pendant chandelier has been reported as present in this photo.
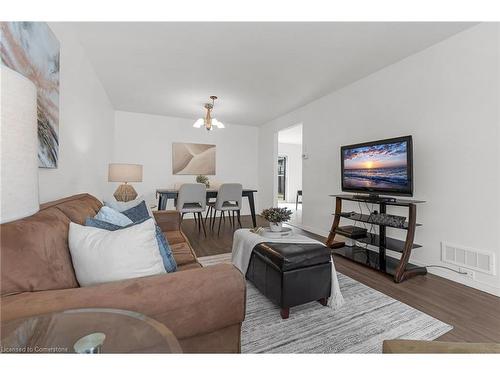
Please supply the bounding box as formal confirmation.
[193,95,225,131]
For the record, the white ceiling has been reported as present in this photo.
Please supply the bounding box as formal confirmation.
[70,22,475,126]
[278,124,303,145]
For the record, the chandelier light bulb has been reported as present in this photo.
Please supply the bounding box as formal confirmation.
[193,118,204,128]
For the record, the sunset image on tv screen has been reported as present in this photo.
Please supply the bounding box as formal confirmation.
[343,141,409,191]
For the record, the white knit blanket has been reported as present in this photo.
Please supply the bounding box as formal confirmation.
[231,229,344,310]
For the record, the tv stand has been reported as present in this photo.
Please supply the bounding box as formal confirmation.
[326,194,426,283]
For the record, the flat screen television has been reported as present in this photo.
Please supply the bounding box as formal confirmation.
[341,135,413,197]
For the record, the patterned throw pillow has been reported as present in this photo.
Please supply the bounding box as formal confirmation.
[85,217,177,273]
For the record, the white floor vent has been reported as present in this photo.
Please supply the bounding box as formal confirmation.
[441,242,496,275]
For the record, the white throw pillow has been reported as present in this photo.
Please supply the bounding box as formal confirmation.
[68,218,165,286]
[104,196,155,221]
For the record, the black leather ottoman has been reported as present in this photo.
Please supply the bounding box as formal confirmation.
[246,242,332,319]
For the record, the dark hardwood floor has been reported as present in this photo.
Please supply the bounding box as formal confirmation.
[180,214,500,343]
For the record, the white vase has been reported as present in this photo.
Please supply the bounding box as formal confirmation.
[269,222,283,232]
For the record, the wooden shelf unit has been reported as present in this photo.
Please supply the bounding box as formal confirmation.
[326,194,427,283]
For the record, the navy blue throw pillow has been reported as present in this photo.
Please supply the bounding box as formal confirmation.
[121,201,150,223]
[85,217,177,273]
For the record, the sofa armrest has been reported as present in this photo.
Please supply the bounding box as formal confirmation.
[1,264,246,342]
[153,210,181,232]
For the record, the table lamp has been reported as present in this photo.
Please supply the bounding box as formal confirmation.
[108,163,143,202]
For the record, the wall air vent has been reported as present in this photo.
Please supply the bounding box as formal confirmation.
[441,242,496,275]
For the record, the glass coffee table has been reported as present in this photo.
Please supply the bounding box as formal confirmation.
[0,308,182,353]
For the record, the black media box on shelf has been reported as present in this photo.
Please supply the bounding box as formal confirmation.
[335,225,367,239]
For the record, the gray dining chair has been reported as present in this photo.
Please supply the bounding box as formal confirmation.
[296,189,303,210]
[176,183,207,235]
[204,180,220,223]
[209,183,243,235]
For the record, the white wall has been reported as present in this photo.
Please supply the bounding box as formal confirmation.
[278,142,302,203]
[112,111,259,214]
[37,23,115,203]
[258,23,500,296]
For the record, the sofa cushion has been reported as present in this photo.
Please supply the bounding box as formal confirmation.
[162,229,199,267]
[0,207,79,296]
[164,230,188,245]
[170,242,197,266]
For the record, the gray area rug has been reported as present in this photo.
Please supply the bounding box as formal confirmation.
[199,253,453,353]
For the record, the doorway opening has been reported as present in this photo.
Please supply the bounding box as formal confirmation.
[276,124,303,226]
[277,156,287,201]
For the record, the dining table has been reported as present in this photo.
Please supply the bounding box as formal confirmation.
[156,188,258,227]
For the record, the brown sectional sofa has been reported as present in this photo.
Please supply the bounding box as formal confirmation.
[0,193,246,353]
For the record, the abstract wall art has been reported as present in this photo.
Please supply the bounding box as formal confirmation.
[172,143,216,175]
[1,22,60,168]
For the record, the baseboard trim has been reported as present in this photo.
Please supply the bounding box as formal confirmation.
[410,259,500,297]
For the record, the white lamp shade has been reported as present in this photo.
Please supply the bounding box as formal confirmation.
[212,118,225,128]
[0,66,39,223]
[108,163,143,183]
[193,118,204,128]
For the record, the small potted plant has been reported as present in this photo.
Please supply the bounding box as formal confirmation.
[196,175,210,188]
[261,207,292,232]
